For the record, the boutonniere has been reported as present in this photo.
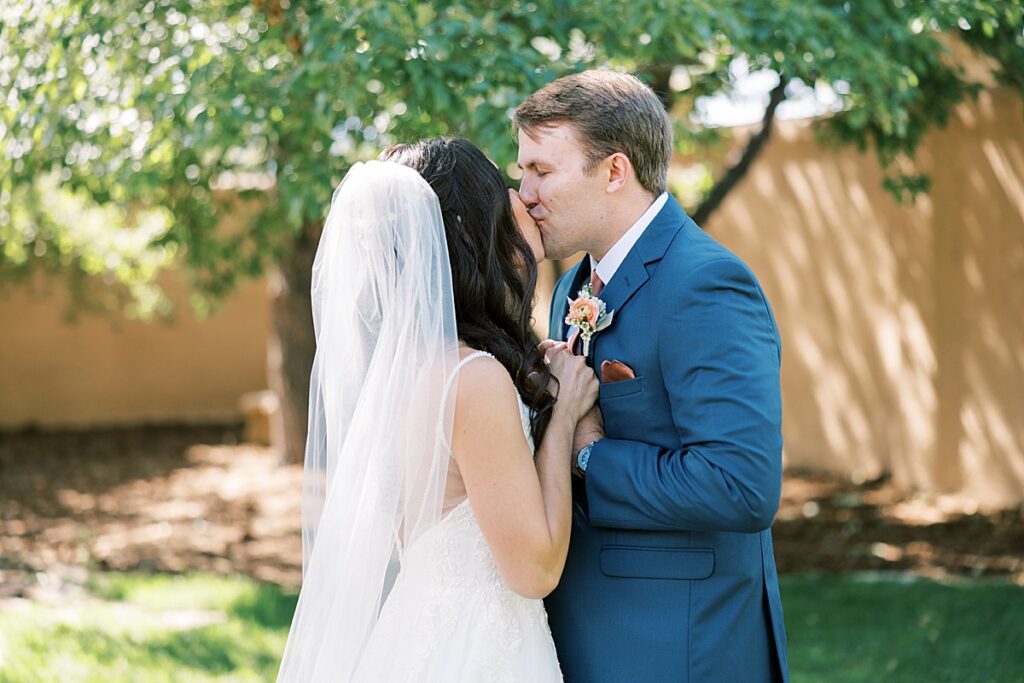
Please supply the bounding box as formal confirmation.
[565,283,615,356]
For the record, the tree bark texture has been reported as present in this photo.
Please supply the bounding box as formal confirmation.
[267,220,320,464]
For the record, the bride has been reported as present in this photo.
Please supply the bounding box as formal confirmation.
[276,138,598,681]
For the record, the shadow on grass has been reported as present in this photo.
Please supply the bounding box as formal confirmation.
[132,579,297,678]
[3,572,298,681]
[2,621,279,682]
[781,574,1024,683]
[140,622,284,677]
[229,580,298,629]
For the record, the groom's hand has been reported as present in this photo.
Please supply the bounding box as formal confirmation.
[571,406,604,477]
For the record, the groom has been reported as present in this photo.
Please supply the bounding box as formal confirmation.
[515,70,789,682]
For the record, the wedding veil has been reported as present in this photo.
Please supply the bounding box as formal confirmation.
[276,161,460,680]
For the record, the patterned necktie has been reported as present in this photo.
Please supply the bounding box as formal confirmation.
[589,269,604,298]
[571,269,604,355]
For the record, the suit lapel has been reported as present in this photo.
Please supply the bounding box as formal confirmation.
[550,196,690,354]
[598,253,649,316]
[599,195,689,314]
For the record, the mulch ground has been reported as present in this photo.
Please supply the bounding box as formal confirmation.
[1,423,1022,597]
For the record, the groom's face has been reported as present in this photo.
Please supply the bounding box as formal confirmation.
[516,124,607,260]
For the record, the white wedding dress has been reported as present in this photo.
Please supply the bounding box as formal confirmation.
[276,164,561,682]
[352,351,564,682]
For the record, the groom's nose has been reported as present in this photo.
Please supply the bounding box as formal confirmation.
[518,177,538,207]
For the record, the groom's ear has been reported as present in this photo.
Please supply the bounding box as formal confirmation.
[605,152,632,194]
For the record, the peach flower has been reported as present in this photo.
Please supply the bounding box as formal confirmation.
[569,299,601,327]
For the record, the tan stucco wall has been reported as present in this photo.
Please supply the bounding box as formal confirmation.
[1,87,1020,506]
[0,271,271,428]
[707,88,1024,506]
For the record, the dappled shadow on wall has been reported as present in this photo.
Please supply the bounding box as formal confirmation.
[710,90,1024,507]
[910,90,1024,507]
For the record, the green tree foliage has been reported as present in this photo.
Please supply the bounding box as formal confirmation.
[2,0,1019,313]
[1,0,1019,457]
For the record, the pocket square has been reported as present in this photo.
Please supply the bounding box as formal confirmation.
[600,359,636,383]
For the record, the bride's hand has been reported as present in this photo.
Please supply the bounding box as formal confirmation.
[544,344,599,422]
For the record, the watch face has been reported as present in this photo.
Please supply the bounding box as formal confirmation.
[578,447,590,470]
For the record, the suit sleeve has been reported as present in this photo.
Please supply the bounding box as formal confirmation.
[584,257,783,533]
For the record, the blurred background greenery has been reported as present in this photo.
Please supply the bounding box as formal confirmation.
[3,0,1021,463]
[2,1,1023,681]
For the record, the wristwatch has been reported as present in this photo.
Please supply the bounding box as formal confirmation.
[577,441,596,474]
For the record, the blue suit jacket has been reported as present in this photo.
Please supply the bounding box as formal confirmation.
[544,196,789,683]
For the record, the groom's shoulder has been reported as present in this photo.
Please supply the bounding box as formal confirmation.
[662,217,757,284]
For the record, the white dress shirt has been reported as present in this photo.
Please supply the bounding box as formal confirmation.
[589,192,668,286]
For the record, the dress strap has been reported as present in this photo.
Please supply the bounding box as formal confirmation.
[437,351,495,455]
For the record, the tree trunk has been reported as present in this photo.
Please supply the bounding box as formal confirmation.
[257,0,314,464]
[694,77,787,227]
[267,219,320,464]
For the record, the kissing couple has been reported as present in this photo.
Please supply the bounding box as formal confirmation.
[276,69,789,683]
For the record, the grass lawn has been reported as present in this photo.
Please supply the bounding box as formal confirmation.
[0,573,297,682]
[0,572,1021,682]
[783,573,1024,682]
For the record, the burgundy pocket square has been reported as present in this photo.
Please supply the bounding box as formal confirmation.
[601,360,636,383]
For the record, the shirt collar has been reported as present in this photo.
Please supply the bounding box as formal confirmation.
[589,192,669,285]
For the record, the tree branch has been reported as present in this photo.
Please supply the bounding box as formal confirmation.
[693,76,787,227]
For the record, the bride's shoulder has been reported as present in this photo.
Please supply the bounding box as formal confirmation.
[450,351,528,458]
[452,349,518,408]
[455,348,510,386]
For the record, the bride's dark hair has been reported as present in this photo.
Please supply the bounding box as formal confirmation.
[380,137,556,445]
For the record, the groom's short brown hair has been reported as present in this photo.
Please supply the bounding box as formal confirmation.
[513,69,673,196]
